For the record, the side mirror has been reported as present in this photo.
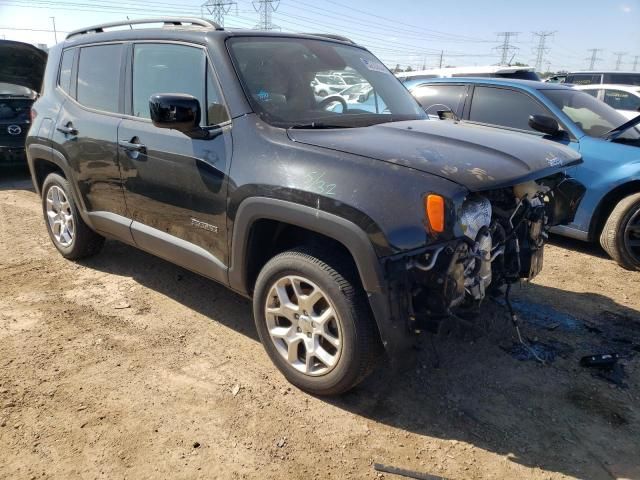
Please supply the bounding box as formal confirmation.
[529,114,560,136]
[150,94,206,138]
[357,94,366,103]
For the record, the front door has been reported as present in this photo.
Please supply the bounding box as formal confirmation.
[118,42,232,281]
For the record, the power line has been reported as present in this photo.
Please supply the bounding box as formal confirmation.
[253,0,279,30]
[495,32,519,65]
[585,48,603,70]
[319,0,495,43]
[613,51,627,71]
[531,31,554,71]
[201,0,236,27]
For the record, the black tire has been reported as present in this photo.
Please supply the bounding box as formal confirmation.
[599,192,640,271]
[41,173,105,260]
[253,247,381,395]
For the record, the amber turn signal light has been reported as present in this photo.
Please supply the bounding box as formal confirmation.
[425,194,445,233]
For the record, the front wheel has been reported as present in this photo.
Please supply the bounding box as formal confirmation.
[600,192,640,271]
[253,248,381,395]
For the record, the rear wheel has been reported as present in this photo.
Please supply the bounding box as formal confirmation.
[41,173,104,259]
[253,248,381,395]
[600,193,640,271]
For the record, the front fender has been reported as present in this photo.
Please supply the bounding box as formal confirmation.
[229,196,415,361]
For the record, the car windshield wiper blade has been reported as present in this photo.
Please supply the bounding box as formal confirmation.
[602,115,640,140]
[289,122,353,129]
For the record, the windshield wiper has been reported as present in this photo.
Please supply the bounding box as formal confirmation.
[602,115,640,140]
[289,122,353,129]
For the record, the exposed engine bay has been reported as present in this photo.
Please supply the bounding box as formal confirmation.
[385,173,586,334]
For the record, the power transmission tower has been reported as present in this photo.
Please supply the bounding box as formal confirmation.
[494,32,519,65]
[201,0,236,27]
[633,55,639,72]
[613,51,627,71]
[585,48,603,70]
[253,0,280,30]
[531,31,555,71]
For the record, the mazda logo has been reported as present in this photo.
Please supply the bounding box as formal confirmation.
[7,125,22,136]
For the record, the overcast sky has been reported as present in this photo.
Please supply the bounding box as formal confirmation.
[0,0,638,72]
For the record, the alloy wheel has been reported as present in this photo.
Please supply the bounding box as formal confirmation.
[264,275,343,376]
[46,185,75,247]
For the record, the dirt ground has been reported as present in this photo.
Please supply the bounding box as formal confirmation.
[1,168,639,480]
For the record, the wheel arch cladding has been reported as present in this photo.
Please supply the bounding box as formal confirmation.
[230,197,413,360]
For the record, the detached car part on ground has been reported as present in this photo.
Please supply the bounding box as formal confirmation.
[27,18,584,395]
[0,40,46,168]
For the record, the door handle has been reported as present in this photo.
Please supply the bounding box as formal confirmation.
[56,124,78,136]
[118,139,147,153]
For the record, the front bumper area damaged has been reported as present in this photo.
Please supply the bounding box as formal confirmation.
[381,175,586,337]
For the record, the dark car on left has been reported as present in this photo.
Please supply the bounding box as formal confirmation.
[0,40,47,168]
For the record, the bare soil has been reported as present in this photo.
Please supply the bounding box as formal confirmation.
[1,170,639,480]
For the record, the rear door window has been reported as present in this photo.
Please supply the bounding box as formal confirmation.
[77,44,123,112]
[469,86,549,132]
[603,89,640,111]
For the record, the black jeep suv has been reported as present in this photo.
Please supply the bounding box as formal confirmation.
[27,18,585,395]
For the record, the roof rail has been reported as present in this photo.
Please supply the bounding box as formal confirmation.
[303,33,354,44]
[66,17,223,39]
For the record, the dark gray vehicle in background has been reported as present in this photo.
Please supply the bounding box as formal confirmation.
[0,40,46,168]
[26,18,585,395]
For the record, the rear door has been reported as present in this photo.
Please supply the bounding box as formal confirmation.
[118,41,232,282]
[52,43,128,221]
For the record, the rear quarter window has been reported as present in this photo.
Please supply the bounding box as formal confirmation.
[58,49,74,95]
[603,73,640,86]
[76,44,123,113]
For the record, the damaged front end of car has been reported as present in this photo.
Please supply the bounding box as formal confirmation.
[383,173,586,335]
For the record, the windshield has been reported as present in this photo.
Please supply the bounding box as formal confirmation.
[544,89,639,139]
[317,74,345,86]
[342,83,369,95]
[341,75,364,85]
[227,37,426,128]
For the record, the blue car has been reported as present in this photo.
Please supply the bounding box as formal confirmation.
[407,78,640,270]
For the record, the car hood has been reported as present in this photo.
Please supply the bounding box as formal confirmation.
[0,40,47,92]
[287,120,582,191]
